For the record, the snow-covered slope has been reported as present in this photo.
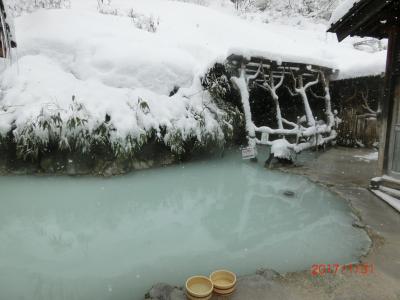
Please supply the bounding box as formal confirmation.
[0,0,386,157]
[329,0,360,25]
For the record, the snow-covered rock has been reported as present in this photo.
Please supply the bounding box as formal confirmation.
[270,139,294,160]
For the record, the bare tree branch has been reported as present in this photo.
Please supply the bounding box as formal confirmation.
[304,73,320,90]
[286,85,298,97]
[282,118,298,128]
[275,72,285,90]
[344,88,358,103]
[309,88,325,100]
[361,89,377,115]
[247,63,262,82]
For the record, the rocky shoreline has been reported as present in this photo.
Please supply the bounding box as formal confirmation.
[0,149,177,176]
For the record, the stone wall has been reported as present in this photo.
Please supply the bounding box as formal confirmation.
[0,136,238,176]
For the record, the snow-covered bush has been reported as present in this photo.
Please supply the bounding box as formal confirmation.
[232,0,258,13]
[261,0,338,20]
[97,0,118,16]
[163,100,231,155]
[171,0,208,6]
[6,0,70,16]
[60,96,92,154]
[14,105,63,160]
[202,64,231,102]
[173,0,340,20]
[171,0,236,8]
[202,63,246,144]
[96,2,160,33]
[128,9,159,33]
[201,63,242,108]
[233,0,341,27]
[5,88,237,161]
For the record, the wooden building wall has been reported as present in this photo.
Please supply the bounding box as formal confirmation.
[331,75,384,148]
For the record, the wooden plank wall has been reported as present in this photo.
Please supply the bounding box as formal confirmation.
[331,75,383,148]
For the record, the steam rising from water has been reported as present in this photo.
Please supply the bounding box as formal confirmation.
[0,151,370,300]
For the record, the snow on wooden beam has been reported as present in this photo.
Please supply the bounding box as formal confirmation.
[228,56,334,87]
[246,68,315,77]
[226,54,333,77]
[249,57,332,74]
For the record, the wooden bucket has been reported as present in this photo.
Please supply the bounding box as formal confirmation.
[209,270,237,296]
[185,276,213,300]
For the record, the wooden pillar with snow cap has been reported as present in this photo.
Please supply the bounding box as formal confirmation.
[0,0,17,58]
[228,55,258,160]
[328,0,400,210]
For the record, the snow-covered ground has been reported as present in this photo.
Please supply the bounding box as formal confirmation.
[354,151,379,162]
[0,0,387,157]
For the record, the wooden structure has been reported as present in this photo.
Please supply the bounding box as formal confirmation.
[226,54,334,82]
[0,0,17,58]
[338,108,379,147]
[328,0,400,209]
[332,76,383,148]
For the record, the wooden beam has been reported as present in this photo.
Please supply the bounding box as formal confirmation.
[337,3,389,41]
[329,0,393,41]
[378,26,400,175]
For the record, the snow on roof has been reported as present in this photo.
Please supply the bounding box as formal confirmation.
[0,0,386,142]
[11,0,385,81]
[329,0,361,25]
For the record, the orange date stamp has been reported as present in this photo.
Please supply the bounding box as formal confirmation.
[311,263,374,276]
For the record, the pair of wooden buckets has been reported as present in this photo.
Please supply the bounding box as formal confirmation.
[185,270,237,300]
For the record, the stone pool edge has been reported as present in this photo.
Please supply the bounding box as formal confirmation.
[144,147,400,300]
[276,167,375,260]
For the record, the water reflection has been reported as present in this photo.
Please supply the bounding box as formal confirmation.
[0,151,370,300]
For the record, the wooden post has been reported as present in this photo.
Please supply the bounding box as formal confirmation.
[0,41,4,58]
[378,26,400,175]
[388,76,400,176]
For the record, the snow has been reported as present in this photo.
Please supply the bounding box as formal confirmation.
[0,0,387,152]
[379,185,400,199]
[270,139,293,160]
[335,49,386,79]
[372,190,400,213]
[354,151,379,161]
[231,68,255,144]
[382,175,400,185]
[329,0,360,25]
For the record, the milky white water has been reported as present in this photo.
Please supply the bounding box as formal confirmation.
[0,151,370,300]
